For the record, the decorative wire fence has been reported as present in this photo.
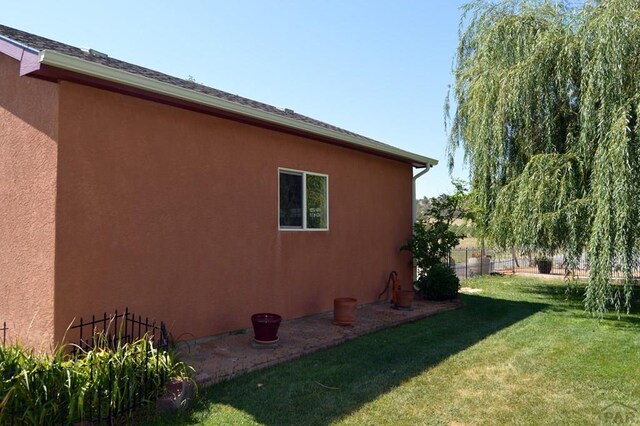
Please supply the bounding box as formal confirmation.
[448,248,623,280]
[69,307,169,355]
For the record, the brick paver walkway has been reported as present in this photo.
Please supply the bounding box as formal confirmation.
[181,298,463,387]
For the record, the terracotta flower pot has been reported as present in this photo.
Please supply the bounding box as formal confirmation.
[333,297,357,325]
[395,289,414,309]
[251,313,282,343]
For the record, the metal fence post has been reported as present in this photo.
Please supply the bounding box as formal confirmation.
[465,248,468,280]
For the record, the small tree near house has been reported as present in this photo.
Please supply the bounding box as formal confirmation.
[402,181,467,299]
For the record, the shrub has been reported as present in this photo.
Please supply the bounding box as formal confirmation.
[416,262,460,300]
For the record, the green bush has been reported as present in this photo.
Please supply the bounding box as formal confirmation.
[416,262,460,300]
[0,335,193,425]
[402,182,467,284]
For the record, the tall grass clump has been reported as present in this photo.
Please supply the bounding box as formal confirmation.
[0,334,193,425]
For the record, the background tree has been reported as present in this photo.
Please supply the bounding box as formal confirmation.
[447,0,640,315]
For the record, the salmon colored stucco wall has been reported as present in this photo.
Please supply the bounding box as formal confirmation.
[54,81,414,342]
[0,55,58,349]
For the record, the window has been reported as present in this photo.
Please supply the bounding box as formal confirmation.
[279,169,328,230]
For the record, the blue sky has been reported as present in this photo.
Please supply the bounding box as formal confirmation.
[3,1,468,198]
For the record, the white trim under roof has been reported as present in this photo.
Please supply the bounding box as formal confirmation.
[36,50,437,168]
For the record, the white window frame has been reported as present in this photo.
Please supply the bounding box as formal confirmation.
[278,167,329,231]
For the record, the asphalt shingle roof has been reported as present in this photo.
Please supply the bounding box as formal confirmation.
[0,24,414,153]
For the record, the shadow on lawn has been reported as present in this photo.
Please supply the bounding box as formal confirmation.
[519,280,640,329]
[153,294,546,426]
[519,281,585,306]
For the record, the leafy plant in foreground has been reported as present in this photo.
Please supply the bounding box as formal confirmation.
[0,334,193,425]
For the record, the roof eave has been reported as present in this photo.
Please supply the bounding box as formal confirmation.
[34,50,437,167]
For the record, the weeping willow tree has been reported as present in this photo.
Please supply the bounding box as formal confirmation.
[446,0,640,316]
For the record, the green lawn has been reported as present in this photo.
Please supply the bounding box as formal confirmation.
[146,276,640,425]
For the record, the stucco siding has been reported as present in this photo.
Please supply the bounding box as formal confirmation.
[0,54,58,349]
[55,81,413,341]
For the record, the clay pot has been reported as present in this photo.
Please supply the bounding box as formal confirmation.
[395,289,414,309]
[251,313,282,343]
[537,259,552,274]
[333,297,357,325]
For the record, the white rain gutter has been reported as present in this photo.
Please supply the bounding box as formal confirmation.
[412,165,433,281]
[36,50,439,168]
[412,165,433,225]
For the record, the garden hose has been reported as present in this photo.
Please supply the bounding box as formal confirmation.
[378,271,399,302]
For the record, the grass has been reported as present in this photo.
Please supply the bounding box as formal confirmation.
[145,276,640,425]
[455,236,480,248]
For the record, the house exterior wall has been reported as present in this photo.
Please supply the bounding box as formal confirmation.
[0,54,58,349]
[54,81,414,342]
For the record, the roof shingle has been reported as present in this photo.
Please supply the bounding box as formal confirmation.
[0,24,436,166]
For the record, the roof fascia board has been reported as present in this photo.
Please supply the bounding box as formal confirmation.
[36,50,437,167]
[19,51,41,75]
[0,35,41,75]
[0,37,26,60]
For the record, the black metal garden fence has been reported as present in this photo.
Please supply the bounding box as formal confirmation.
[450,247,640,280]
[69,307,169,355]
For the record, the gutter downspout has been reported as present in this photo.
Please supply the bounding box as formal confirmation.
[411,165,433,281]
[412,165,432,225]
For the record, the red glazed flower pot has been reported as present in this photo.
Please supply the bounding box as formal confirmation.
[251,313,282,343]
